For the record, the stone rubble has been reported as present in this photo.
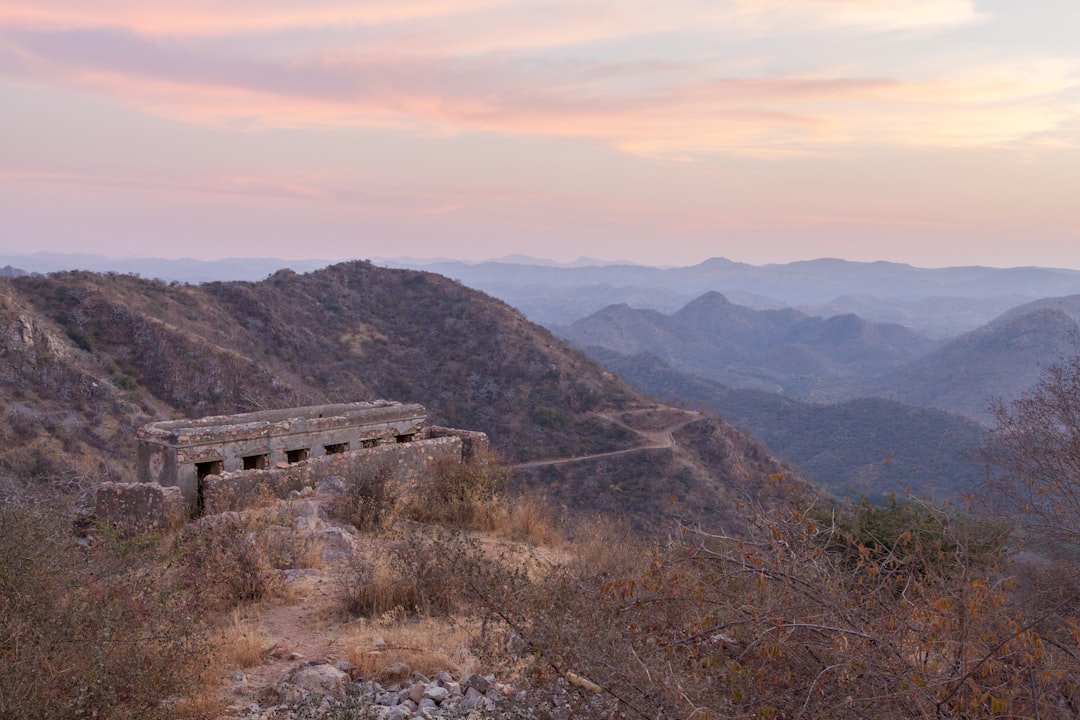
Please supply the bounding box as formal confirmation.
[221,663,595,720]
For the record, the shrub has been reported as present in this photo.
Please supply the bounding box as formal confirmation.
[338,527,461,618]
[0,499,214,720]
[460,496,1079,720]
[405,450,509,529]
[330,457,397,531]
[180,508,307,608]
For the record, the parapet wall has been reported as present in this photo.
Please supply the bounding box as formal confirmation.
[201,435,464,514]
[425,425,490,461]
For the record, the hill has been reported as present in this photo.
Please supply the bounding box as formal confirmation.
[588,350,986,501]
[0,262,809,523]
[852,308,1080,421]
[990,293,1080,328]
[559,292,939,399]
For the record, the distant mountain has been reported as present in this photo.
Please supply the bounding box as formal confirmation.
[559,292,940,398]
[9,253,1071,334]
[990,294,1080,328]
[0,266,27,278]
[852,308,1080,421]
[590,350,986,502]
[469,284,704,327]
[394,256,1080,308]
[798,294,1036,340]
[0,253,333,283]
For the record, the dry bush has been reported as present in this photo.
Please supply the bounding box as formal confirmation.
[456,495,1080,719]
[329,457,398,532]
[0,499,216,720]
[490,494,562,545]
[338,527,461,618]
[405,450,509,529]
[181,504,315,609]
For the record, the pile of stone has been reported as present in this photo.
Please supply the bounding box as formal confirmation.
[226,662,577,719]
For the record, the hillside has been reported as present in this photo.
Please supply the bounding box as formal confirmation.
[990,293,1080,328]
[590,349,986,501]
[852,308,1080,421]
[0,262,810,523]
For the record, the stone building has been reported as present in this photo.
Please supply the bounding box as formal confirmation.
[137,400,428,511]
[96,401,489,527]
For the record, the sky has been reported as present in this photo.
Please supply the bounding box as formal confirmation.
[1,0,1079,269]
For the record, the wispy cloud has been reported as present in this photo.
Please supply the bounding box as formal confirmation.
[0,0,1074,158]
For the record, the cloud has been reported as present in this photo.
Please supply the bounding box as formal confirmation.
[0,1,1074,158]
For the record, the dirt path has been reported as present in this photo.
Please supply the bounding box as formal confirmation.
[513,405,703,469]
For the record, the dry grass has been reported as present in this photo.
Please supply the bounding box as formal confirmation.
[491,495,562,545]
[343,616,481,682]
[218,610,268,669]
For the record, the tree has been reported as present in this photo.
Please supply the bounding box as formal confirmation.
[979,354,1080,550]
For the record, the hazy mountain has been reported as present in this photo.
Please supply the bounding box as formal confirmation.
[589,349,986,502]
[0,262,809,523]
[560,292,940,398]
[798,294,1036,340]
[9,253,1071,335]
[471,283,704,327]
[396,256,1080,307]
[989,293,1080,329]
[0,266,27,278]
[852,308,1080,421]
[0,252,334,283]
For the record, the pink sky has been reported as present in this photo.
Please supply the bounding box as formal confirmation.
[1,0,1078,268]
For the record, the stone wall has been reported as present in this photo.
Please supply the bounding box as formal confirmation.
[201,436,464,514]
[94,482,187,534]
[424,426,490,461]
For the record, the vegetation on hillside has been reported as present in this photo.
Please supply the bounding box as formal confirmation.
[593,349,986,501]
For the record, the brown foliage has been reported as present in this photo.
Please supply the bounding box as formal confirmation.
[457,494,1080,719]
[0,499,214,720]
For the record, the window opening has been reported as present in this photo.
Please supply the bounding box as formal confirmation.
[242,454,269,470]
[286,448,309,464]
[324,443,349,455]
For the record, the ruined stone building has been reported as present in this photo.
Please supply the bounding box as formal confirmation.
[95,401,487,531]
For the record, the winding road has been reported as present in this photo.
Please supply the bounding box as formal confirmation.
[513,405,704,470]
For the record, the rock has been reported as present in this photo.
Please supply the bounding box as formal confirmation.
[289,663,348,698]
[461,689,483,710]
[293,515,326,534]
[320,526,357,561]
[315,476,347,497]
[385,706,411,719]
[464,674,490,693]
[274,681,309,704]
[408,682,427,704]
[380,661,411,682]
[373,636,388,650]
[293,499,321,519]
[424,686,449,704]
